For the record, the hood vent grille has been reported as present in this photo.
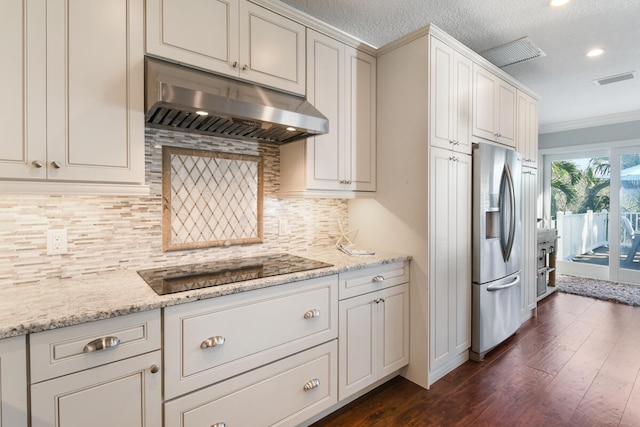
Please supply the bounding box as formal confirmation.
[146,105,317,143]
[480,37,546,68]
[144,57,328,144]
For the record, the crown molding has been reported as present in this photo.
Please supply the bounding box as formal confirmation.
[539,111,640,134]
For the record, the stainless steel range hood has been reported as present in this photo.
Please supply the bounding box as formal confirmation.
[144,57,329,144]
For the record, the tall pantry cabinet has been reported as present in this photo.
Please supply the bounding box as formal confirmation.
[349,28,472,388]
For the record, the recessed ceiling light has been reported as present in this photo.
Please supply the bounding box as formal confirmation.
[550,0,570,6]
[587,48,605,57]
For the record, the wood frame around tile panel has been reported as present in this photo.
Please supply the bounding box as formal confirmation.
[161,146,264,252]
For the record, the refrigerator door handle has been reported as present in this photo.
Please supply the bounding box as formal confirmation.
[487,275,520,291]
[499,163,516,262]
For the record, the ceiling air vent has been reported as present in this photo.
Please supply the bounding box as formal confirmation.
[593,71,637,86]
[480,37,546,68]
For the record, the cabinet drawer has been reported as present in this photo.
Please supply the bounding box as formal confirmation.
[339,261,408,300]
[165,340,337,427]
[30,310,161,383]
[164,275,338,399]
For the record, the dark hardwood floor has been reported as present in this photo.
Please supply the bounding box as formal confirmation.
[311,292,640,426]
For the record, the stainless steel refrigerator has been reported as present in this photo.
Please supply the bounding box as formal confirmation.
[470,142,522,361]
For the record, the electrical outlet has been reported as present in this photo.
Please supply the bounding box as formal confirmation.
[278,219,290,236]
[47,229,68,255]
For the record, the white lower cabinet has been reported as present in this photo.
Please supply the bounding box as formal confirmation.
[30,351,162,427]
[164,340,337,427]
[338,265,409,400]
[0,335,28,427]
[28,311,162,427]
[163,275,338,400]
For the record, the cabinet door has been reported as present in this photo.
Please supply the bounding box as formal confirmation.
[0,0,46,180]
[429,147,471,372]
[30,351,161,427]
[517,91,538,168]
[345,46,376,191]
[146,0,239,76]
[472,65,516,147]
[239,1,305,95]
[496,79,517,147]
[429,37,472,155]
[46,0,144,183]
[304,30,345,191]
[0,336,28,427]
[378,283,410,377]
[521,168,538,320]
[339,292,377,399]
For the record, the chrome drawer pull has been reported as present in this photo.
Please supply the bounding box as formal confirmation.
[303,378,321,391]
[372,275,385,283]
[304,309,321,319]
[211,423,226,427]
[200,336,225,349]
[83,336,120,353]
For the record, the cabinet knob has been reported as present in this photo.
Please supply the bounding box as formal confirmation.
[150,364,159,374]
[304,309,321,319]
[231,61,238,69]
[200,336,226,349]
[374,298,386,304]
[31,160,44,168]
[241,64,249,71]
[449,156,458,162]
[303,378,321,391]
[83,336,120,353]
[211,423,226,427]
[51,160,62,169]
[372,275,385,283]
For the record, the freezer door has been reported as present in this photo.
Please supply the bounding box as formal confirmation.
[472,143,522,284]
[471,272,521,359]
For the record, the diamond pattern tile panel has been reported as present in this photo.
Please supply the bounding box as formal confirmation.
[162,147,263,251]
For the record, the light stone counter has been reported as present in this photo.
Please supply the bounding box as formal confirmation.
[0,248,410,339]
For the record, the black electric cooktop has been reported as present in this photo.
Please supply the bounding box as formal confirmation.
[138,253,333,295]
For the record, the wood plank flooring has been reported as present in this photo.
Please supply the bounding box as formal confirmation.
[311,292,640,426]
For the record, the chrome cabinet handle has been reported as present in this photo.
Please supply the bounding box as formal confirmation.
[372,275,385,283]
[51,161,62,169]
[83,336,120,353]
[201,336,225,349]
[150,364,160,374]
[211,423,226,427]
[231,61,238,68]
[304,309,321,319]
[241,64,248,71]
[303,378,321,391]
[31,160,44,168]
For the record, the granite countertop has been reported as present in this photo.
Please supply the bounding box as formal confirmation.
[0,248,410,339]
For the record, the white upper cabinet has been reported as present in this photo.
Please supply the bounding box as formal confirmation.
[472,64,517,147]
[429,37,472,154]
[1,0,145,186]
[146,0,306,95]
[517,90,539,168]
[279,30,376,198]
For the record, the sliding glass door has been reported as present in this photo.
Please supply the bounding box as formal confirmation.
[610,147,640,284]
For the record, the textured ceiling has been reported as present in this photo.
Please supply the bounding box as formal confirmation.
[278,0,640,129]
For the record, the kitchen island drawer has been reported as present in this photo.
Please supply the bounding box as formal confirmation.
[30,310,161,383]
[164,275,338,399]
[339,261,409,300]
[165,340,337,427]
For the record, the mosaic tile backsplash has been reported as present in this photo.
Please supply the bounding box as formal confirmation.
[0,129,348,288]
